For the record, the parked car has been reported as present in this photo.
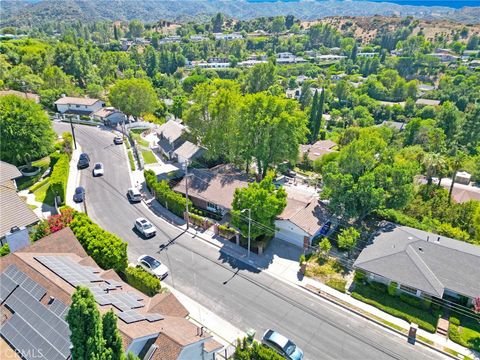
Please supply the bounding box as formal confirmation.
[73,186,85,202]
[77,153,90,169]
[127,187,142,203]
[113,136,123,145]
[137,254,168,279]
[319,221,332,236]
[262,329,303,360]
[92,162,104,177]
[134,217,156,238]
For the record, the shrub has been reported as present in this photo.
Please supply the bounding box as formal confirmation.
[69,212,128,272]
[124,266,161,296]
[369,281,387,293]
[299,254,306,264]
[399,293,422,308]
[49,153,70,203]
[218,224,237,239]
[354,270,366,282]
[387,282,398,296]
[421,297,432,310]
[188,212,207,227]
[234,339,284,360]
[30,207,74,241]
[0,243,10,257]
[326,278,347,293]
[449,317,460,326]
[127,150,135,171]
[29,177,50,192]
[61,132,73,158]
[375,209,429,230]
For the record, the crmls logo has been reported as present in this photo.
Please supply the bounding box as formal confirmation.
[12,348,44,359]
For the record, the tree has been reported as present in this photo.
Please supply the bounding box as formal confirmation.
[113,25,119,41]
[128,20,144,38]
[212,13,224,33]
[319,238,332,259]
[312,88,325,142]
[337,227,360,254]
[66,287,105,360]
[308,90,319,143]
[238,93,308,178]
[231,173,287,240]
[437,101,461,143]
[351,42,358,62]
[0,95,55,166]
[244,62,276,93]
[422,153,447,185]
[271,16,286,33]
[102,310,123,360]
[109,78,157,118]
[448,150,467,205]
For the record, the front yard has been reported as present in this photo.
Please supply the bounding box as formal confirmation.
[142,150,157,164]
[449,314,480,351]
[304,254,349,293]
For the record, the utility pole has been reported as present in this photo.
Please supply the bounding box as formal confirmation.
[69,115,77,150]
[184,160,190,230]
[241,208,252,258]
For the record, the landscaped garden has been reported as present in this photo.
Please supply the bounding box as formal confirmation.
[449,314,480,351]
[141,150,157,164]
[130,129,150,148]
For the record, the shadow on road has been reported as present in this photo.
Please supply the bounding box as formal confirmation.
[217,250,261,274]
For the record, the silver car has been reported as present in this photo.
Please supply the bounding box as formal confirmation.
[262,329,304,360]
[134,217,156,238]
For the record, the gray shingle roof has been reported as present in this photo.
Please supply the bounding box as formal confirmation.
[157,120,185,143]
[0,161,22,183]
[354,223,480,298]
[173,141,204,160]
[0,184,39,236]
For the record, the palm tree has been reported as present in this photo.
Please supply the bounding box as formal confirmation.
[447,150,467,205]
[422,153,447,186]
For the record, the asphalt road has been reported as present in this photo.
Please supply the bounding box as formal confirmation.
[54,122,444,360]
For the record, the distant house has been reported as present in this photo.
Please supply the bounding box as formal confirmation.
[416,98,441,107]
[0,161,39,244]
[0,90,40,103]
[427,53,459,63]
[190,35,208,41]
[317,54,347,62]
[354,223,480,305]
[0,227,223,359]
[238,59,267,68]
[299,140,337,162]
[377,120,405,132]
[92,107,125,125]
[275,186,330,248]
[173,165,249,216]
[156,120,187,160]
[357,52,377,58]
[331,73,346,81]
[276,52,307,64]
[54,96,105,115]
[214,32,243,41]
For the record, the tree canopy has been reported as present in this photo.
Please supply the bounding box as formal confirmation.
[109,78,157,118]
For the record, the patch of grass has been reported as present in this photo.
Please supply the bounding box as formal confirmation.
[29,177,50,192]
[33,182,56,206]
[142,150,157,164]
[351,281,439,333]
[448,314,480,351]
[305,255,348,293]
[131,132,150,148]
[325,278,347,293]
[128,151,135,171]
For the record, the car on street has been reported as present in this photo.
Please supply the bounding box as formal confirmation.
[77,153,90,169]
[319,221,332,236]
[92,162,104,177]
[73,186,85,202]
[134,217,156,238]
[113,136,123,145]
[262,329,303,360]
[137,254,168,279]
[127,187,142,203]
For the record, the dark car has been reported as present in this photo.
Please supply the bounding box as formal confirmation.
[319,221,332,236]
[113,136,123,145]
[77,153,90,169]
[73,187,85,202]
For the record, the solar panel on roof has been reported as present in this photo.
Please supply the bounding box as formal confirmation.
[118,310,145,324]
[49,299,69,319]
[20,277,46,301]
[0,273,17,302]
[145,313,164,322]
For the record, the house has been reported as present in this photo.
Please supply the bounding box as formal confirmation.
[156,120,187,160]
[468,59,480,69]
[0,227,223,359]
[0,90,40,103]
[331,73,346,81]
[172,141,205,166]
[354,223,480,305]
[275,186,330,248]
[190,35,208,42]
[188,61,230,69]
[285,88,302,99]
[415,98,441,107]
[0,161,39,244]
[427,53,459,63]
[238,60,267,68]
[377,120,405,131]
[54,96,105,115]
[276,52,307,64]
[173,165,250,216]
[357,52,377,58]
[92,107,125,126]
[317,54,346,62]
[299,140,337,162]
[419,176,480,204]
[214,32,243,41]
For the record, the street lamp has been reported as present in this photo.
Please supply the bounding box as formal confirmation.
[183,160,191,230]
[241,208,251,258]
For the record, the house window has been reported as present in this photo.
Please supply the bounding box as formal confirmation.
[206,202,219,213]
[76,105,80,108]
[399,284,418,295]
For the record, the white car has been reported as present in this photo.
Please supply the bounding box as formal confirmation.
[92,162,104,177]
[127,187,142,203]
[137,255,168,279]
[134,217,156,238]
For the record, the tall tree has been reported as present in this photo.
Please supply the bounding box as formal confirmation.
[351,42,358,62]
[422,153,447,185]
[212,13,224,33]
[448,150,467,205]
[109,78,157,119]
[102,310,123,360]
[437,101,461,143]
[113,25,119,41]
[0,95,55,166]
[231,173,287,240]
[244,62,276,94]
[128,20,144,38]
[312,88,325,143]
[66,287,105,360]
[308,90,318,143]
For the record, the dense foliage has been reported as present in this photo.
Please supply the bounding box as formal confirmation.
[233,338,285,360]
[48,152,70,203]
[124,266,161,296]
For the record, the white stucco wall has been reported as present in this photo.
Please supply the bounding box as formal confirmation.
[56,101,105,114]
[275,219,309,247]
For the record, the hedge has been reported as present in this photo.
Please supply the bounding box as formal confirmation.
[352,282,438,333]
[49,153,70,203]
[69,212,128,272]
[218,224,237,239]
[128,150,135,171]
[234,338,284,360]
[124,266,161,296]
[144,169,192,218]
[375,209,429,231]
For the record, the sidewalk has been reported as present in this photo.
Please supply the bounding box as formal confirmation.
[65,145,83,212]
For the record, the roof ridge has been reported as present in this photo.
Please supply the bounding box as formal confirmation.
[405,245,444,296]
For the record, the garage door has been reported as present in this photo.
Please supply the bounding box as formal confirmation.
[275,228,305,247]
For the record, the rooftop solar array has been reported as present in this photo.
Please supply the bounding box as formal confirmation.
[1,264,46,301]
[34,256,164,325]
[49,298,69,319]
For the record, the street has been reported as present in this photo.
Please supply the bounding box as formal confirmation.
[54,122,444,360]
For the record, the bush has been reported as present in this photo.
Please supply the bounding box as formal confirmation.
[233,339,284,360]
[299,254,306,264]
[124,266,161,296]
[450,317,460,326]
[354,270,366,282]
[375,209,429,230]
[0,243,10,257]
[326,278,347,293]
[370,281,388,293]
[144,169,192,218]
[30,207,75,241]
[61,132,73,158]
[399,293,422,308]
[188,212,209,228]
[128,150,135,171]
[387,282,398,296]
[218,224,237,239]
[29,177,50,192]
[49,153,70,203]
[69,212,128,272]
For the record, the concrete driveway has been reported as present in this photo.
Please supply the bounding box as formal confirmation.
[262,238,304,281]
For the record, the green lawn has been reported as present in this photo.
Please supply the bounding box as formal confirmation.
[142,150,157,164]
[449,315,480,351]
[131,132,150,148]
[351,281,440,333]
[128,150,135,171]
[33,181,56,206]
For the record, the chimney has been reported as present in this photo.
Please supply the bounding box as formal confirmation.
[48,296,55,305]
[200,327,205,336]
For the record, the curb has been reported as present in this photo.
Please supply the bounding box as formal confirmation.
[301,285,460,360]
